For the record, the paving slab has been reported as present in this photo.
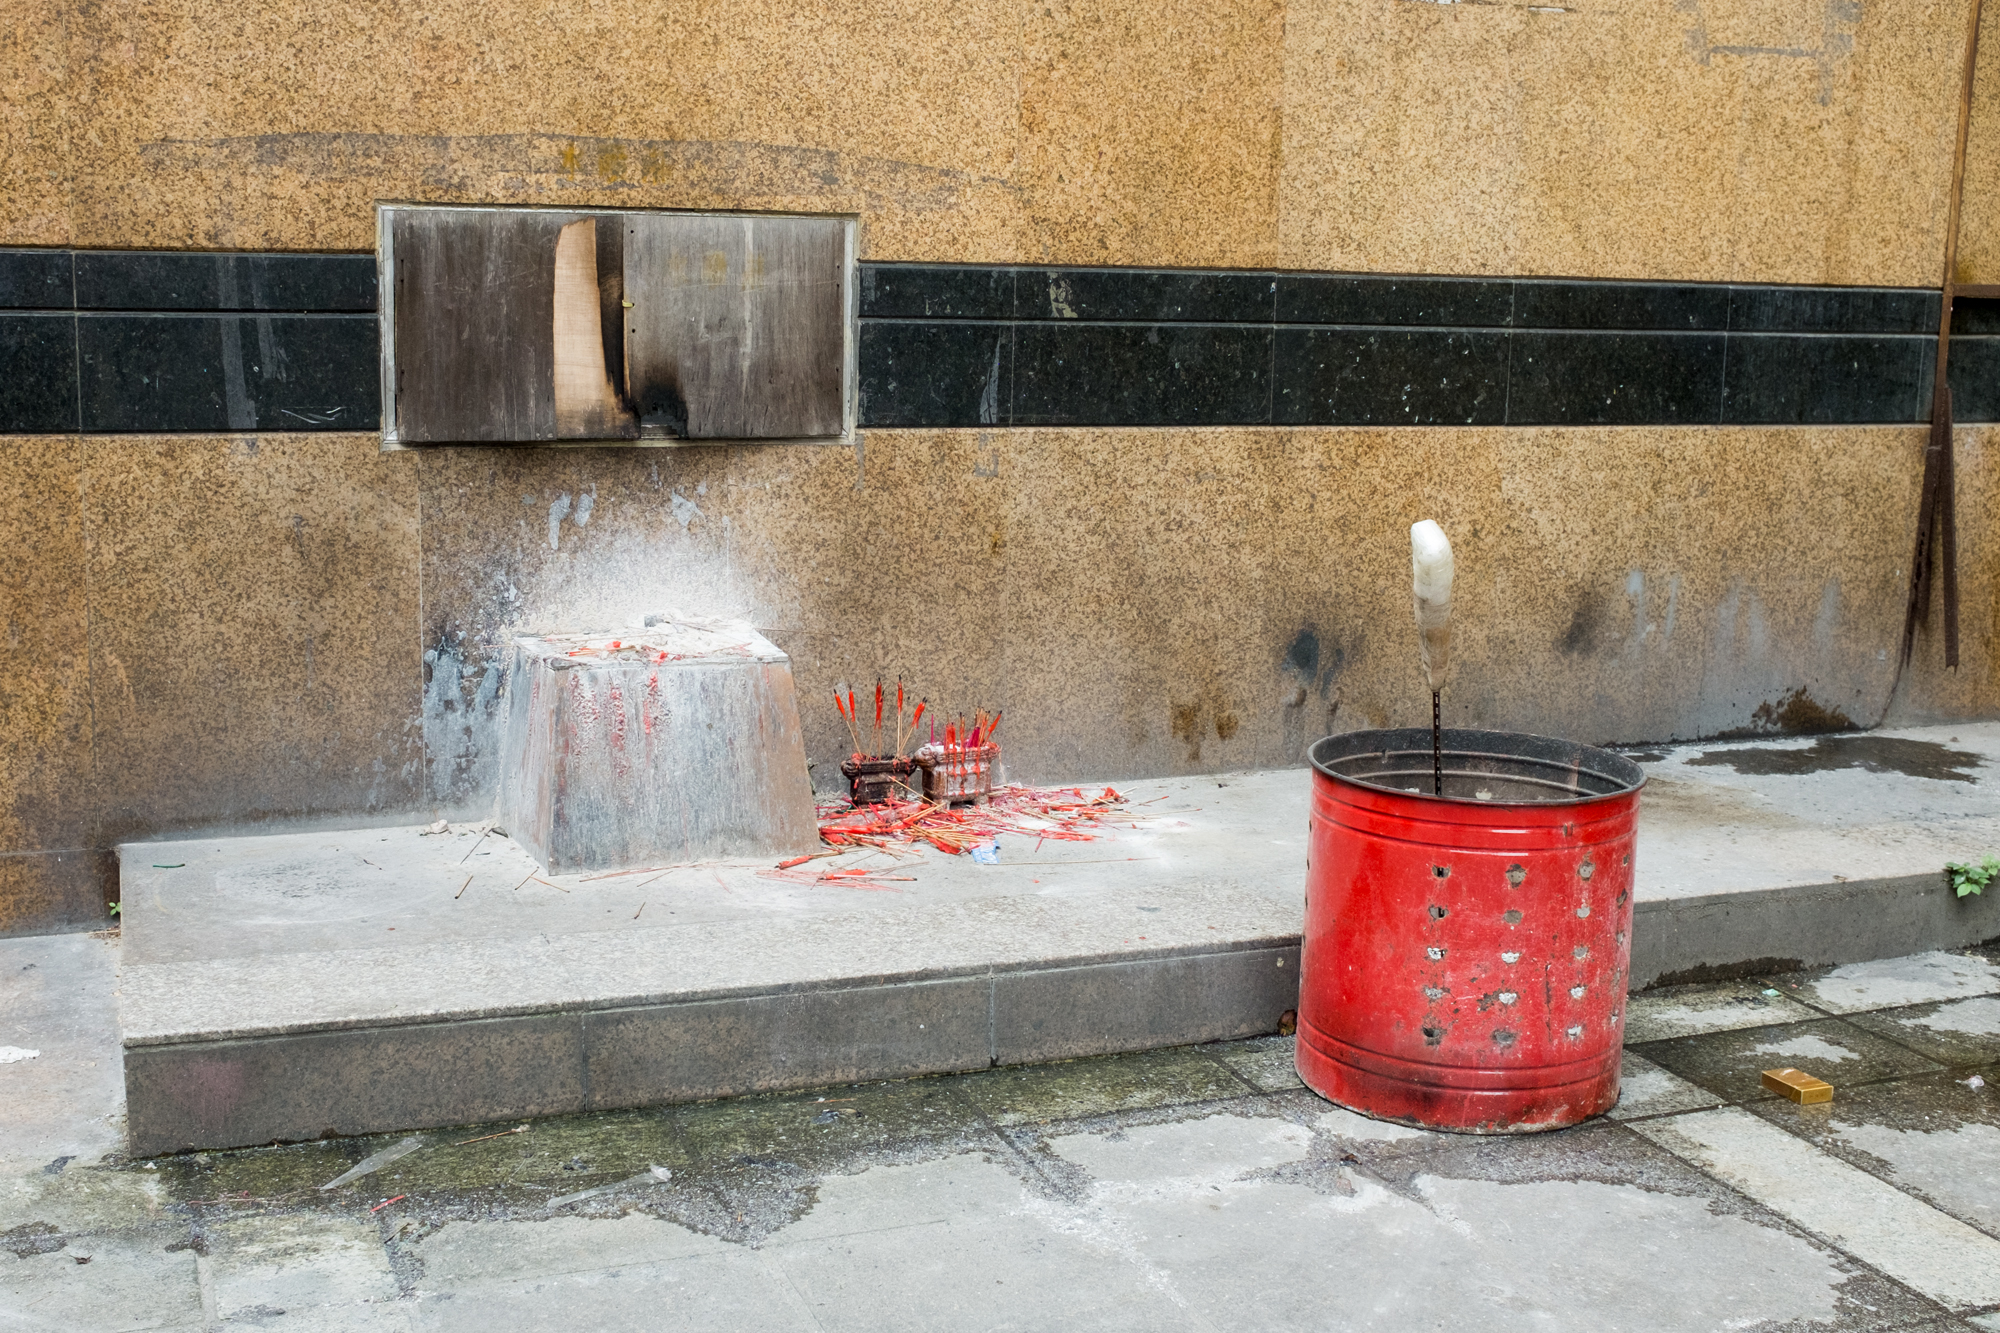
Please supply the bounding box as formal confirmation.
[0,931,126,1174]
[1632,1016,1943,1104]
[1606,1051,1726,1121]
[1633,1105,2000,1312]
[113,722,2000,1153]
[1623,977,1823,1042]
[1747,1065,2000,1243]
[1847,995,2000,1065]
[0,1230,202,1333]
[203,1212,401,1321]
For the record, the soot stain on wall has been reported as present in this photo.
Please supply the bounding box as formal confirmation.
[1557,595,1608,657]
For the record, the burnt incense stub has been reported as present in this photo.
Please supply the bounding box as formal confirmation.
[497,619,818,873]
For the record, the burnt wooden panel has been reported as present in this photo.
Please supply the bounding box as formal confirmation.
[623,215,845,439]
[388,208,845,443]
[391,209,564,443]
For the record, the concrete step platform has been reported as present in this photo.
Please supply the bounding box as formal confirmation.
[119,723,2000,1154]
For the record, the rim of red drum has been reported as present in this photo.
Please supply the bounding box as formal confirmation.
[1309,727,1645,823]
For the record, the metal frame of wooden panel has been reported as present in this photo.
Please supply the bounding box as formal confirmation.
[376,203,858,450]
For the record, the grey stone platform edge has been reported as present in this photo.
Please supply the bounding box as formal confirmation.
[117,867,1301,1157]
[1632,874,2000,987]
[121,944,1299,1160]
[116,722,2000,1155]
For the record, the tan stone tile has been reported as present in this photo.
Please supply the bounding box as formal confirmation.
[0,1,73,246]
[33,0,1978,280]
[995,427,1297,779]
[413,423,1985,794]
[1278,0,1960,286]
[0,437,90,852]
[59,0,1031,258]
[7,419,1982,858]
[83,435,421,839]
[1476,425,1916,741]
[1014,0,1285,268]
[995,424,1935,776]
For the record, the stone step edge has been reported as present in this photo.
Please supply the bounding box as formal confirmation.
[1632,871,2000,988]
[118,931,1304,1049]
[123,943,1302,1156]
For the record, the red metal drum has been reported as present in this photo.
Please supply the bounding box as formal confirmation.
[1297,728,1646,1133]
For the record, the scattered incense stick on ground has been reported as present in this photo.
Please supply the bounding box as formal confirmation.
[455,875,472,899]
[579,863,698,881]
[815,785,1137,858]
[457,823,494,864]
[454,1125,530,1147]
[776,850,842,869]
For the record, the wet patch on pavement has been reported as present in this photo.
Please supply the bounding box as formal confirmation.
[1772,948,2000,1016]
[1631,1016,1943,1104]
[1845,995,2000,1066]
[1684,735,1986,783]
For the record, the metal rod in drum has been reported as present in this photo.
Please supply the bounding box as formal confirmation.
[1431,692,1442,797]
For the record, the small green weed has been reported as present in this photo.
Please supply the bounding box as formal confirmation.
[107,901,121,917]
[1946,856,2000,898]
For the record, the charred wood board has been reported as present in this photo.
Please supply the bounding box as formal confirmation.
[623,213,846,439]
[384,206,848,444]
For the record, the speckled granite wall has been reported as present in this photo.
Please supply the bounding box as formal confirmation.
[5,0,1998,933]
[2,424,1990,933]
[0,0,1981,285]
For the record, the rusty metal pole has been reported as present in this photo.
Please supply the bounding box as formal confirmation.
[1903,0,1985,671]
[1432,691,1443,797]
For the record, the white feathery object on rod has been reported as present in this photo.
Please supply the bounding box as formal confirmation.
[1411,519,1454,693]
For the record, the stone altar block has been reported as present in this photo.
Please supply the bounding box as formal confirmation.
[498,619,818,872]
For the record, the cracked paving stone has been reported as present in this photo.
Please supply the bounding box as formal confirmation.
[1844,994,2000,1067]
[1624,978,1823,1043]
[1776,950,2000,1016]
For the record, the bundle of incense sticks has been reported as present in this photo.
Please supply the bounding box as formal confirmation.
[928,709,1003,751]
[832,679,927,760]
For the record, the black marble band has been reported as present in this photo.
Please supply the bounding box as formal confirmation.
[0,250,379,433]
[859,265,2000,429]
[4,248,1994,433]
